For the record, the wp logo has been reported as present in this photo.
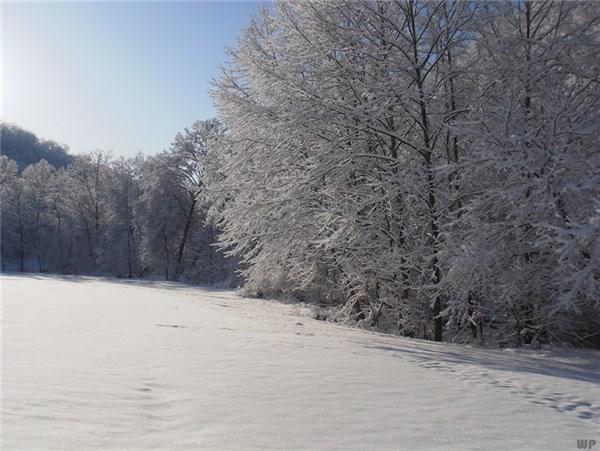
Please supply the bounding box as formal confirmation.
[577,439,597,449]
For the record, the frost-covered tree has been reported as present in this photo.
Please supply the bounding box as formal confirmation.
[21,160,56,272]
[138,119,231,282]
[0,156,26,271]
[443,1,600,345]
[64,151,111,272]
[105,157,143,278]
[45,168,73,273]
[210,0,600,346]
[212,0,475,339]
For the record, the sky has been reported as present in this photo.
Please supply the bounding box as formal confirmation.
[2,1,265,157]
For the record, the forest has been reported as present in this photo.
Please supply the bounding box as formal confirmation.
[2,1,599,347]
[1,123,73,171]
[1,120,234,285]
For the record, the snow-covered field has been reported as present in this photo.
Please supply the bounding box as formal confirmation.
[1,274,598,450]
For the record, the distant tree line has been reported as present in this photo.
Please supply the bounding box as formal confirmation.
[206,0,600,347]
[1,120,237,285]
[1,123,73,171]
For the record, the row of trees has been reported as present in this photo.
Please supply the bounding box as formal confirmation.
[1,120,236,285]
[207,1,600,346]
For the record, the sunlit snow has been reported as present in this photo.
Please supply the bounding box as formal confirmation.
[2,274,598,450]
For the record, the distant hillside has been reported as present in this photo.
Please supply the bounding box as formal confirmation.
[0,123,73,171]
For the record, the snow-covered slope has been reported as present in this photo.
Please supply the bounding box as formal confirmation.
[2,274,598,450]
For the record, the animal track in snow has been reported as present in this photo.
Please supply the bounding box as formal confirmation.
[416,359,600,424]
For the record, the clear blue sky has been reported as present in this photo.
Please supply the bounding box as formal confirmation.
[2,1,265,157]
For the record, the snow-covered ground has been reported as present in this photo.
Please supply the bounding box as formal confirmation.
[1,274,598,450]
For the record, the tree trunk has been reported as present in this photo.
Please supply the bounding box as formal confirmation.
[175,197,197,279]
[408,4,443,341]
[162,225,170,281]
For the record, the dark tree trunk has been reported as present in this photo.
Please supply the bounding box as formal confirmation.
[175,197,197,279]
